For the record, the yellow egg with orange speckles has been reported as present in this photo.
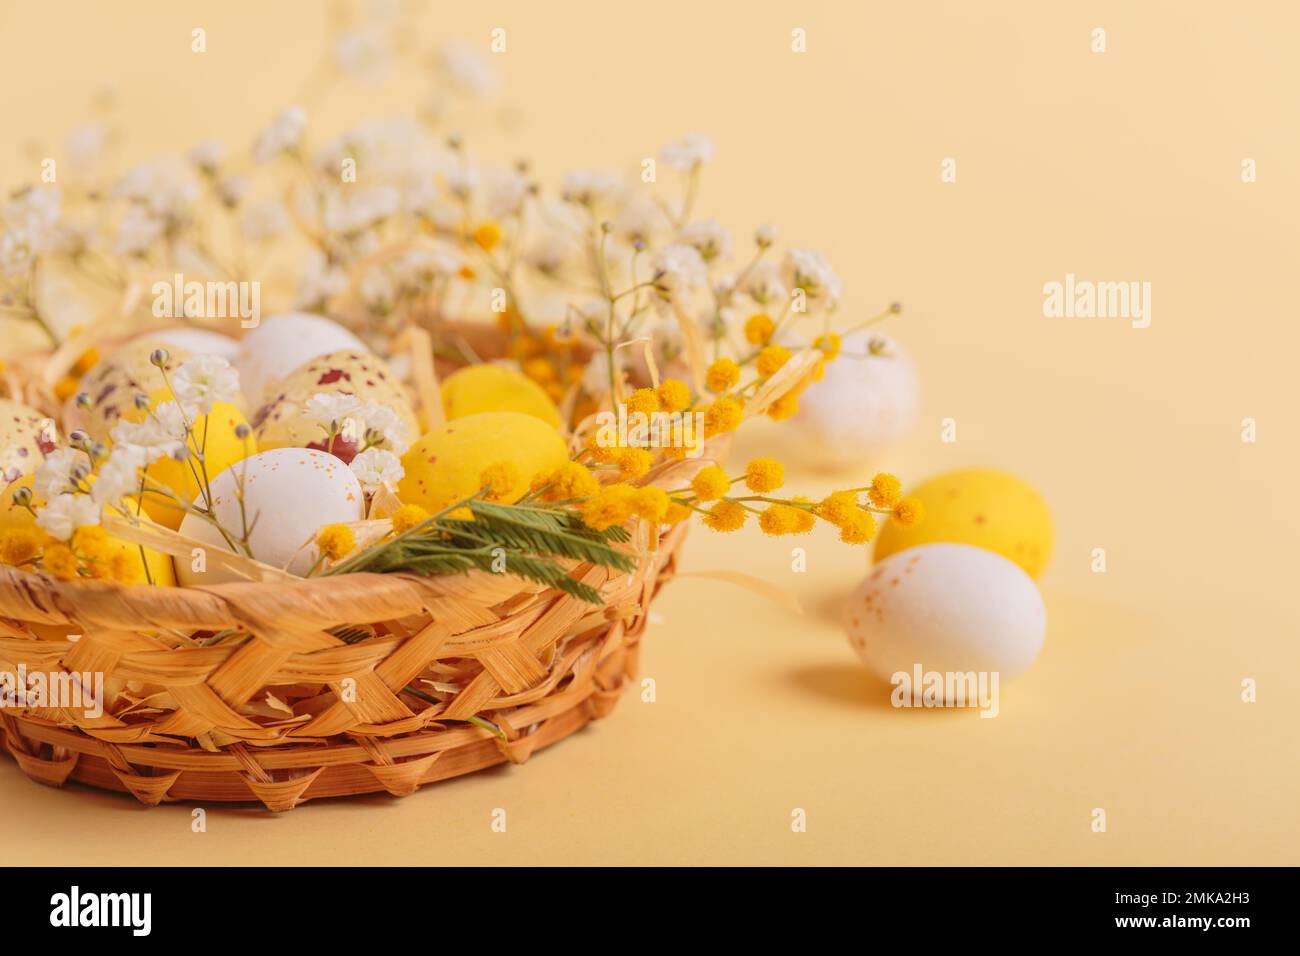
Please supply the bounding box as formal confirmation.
[440,364,562,428]
[398,412,568,513]
[873,468,1053,578]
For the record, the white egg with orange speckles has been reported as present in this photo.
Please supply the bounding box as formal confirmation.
[843,543,1046,686]
[174,448,364,586]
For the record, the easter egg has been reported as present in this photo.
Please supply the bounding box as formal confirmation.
[0,398,59,484]
[251,349,416,462]
[126,389,255,530]
[137,328,241,363]
[844,543,1046,688]
[793,337,918,469]
[0,474,175,585]
[78,339,192,441]
[398,412,568,512]
[236,312,366,405]
[874,468,1053,577]
[440,363,562,428]
[175,448,364,586]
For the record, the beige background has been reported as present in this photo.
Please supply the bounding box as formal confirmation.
[1,0,1296,864]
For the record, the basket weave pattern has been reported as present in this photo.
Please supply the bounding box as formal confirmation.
[0,522,686,810]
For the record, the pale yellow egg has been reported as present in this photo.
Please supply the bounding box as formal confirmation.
[78,339,193,441]
[874,467,1053,578]
[440,364,562,428]
[0,474,176,585]
[0,397,59,485]
[398,412,569,513]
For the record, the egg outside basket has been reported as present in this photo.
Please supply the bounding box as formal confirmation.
[0,516,688,810]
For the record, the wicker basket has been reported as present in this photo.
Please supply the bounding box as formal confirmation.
[0,320,722,811]
[0,518,688,810]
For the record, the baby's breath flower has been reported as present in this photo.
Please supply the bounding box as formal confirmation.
[867,473,902,509]
[679,218,732,263]
[744,457,785,493]
[705,358,740,393]
[702,499,746,533]
[690,465,731,501]
[315,524,356,560]
[660,133,714,171]
[350,448,404,493]
[35,493,101,542]
[33,448,90,499]
[171,355,240,414]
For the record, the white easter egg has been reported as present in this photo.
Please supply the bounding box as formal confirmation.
[141,328,241,362]
[843,543,1045,687]
[236,312,366,405]
[174,447,364,586]
[794,337,918,469]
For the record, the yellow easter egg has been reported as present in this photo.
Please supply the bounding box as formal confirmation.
[127,389,256,530]
[873,468,1053,577]
[441,364,562,428]
[0,475,176,586]
[398,412,568,512]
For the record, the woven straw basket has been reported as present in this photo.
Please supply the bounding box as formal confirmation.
[0,321,738,811]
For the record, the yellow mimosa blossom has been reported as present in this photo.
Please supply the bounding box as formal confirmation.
[656,379,691,413]
[523,357,557,383]
[472,220,502,251]
[867,473,902,509]
[0,528,42,566]
[632,486,670,523]
[690,465,731,501]
[755,344,792,378]
[42,543,79,580]
[744,313,775,345]
[758,503,807,536]
[625,387,660,416]
[790,498,817,533]
[817,491,859,527]
[704,397,744,436]
[581,483,638,531]
[892,496,924,526]
[391,504,431,535]
[765,390,800,421]
[744,457,784,493]
[479,461,522,501]
[702,499,747,532]
[538,461,601,500]
[109,549,141,583]
[838,508,877,544]
[316,524,356,560]
[664,501,692,524]
[706,358,740,393]
[615,446,653,479]
[584,433,618,464]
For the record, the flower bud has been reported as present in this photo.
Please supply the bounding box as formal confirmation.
[149,348,170,368]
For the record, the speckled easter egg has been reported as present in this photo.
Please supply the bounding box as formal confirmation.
[441,363,562,428]
[78,339,192,441]
[398,412,569,512]
[874,468,1053,577]
[123,388,256,530]
[0,398,59,484]
[793,337,918,469]
[175,448,364,586]
[0,474,176,585]
[844,543,1046,685]
[236,312,366,405]
[251,350,416,463]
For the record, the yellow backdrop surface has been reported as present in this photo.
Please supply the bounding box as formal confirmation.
[0,0,1295,865]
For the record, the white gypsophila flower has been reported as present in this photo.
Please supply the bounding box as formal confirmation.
[216,174,250,207]
[391,246,461,292]
[445,166,478,201]
[679,218,733,263]
[525,234,570,275]
[334,26,393,84]
[483,168,529,219]
[613,194,663,246]
[188,139,225,172]
[115,161,200,220]
[296,248,349,308]
[713,272,737,297]
[357,403,408,454]
[359,266,399,311]
[65,123,108,174]
[113,204,166,255]
[0,229,34,275]
[581,349,618,396]
[561,170,618,206]
[323,184,400,235]
[660,133,714,171]
[743,260,787,305]
[33,448,91,500]
[436,38,499,97]
[304,392,364,429]
[171,355,240,414]
[349,447,404,492]
[240,199,291,241]
[91,445,147,506]
[782,248,842,303]
[652,243,707,299]
[35,493,101,542]
[110,401,188,461]
[754,223,778,246]
[253,106,307,163]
